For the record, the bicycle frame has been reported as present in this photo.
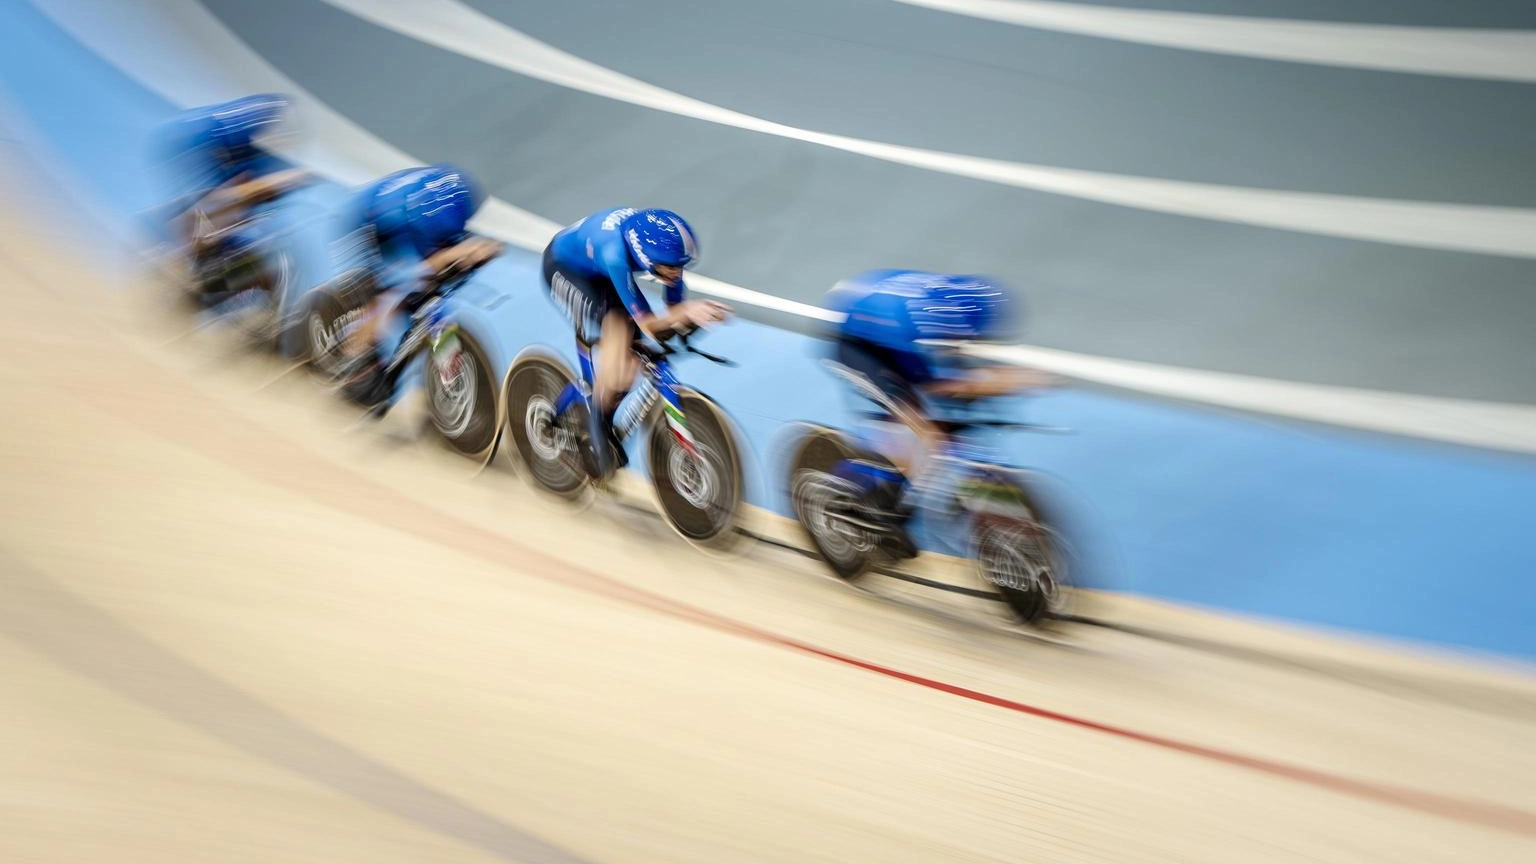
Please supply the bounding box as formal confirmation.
[817,358,1062,549]
[381,275,471,376]
[553,336,700,459]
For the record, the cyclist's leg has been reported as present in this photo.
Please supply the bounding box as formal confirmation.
[833,339,941,465]
[591,309,641,471]
[364,247,456,359]
[344,290,391,359]
[829,338,933,511]
[344,288,402,372]
[593,308,640,420]
[184,205,235,303]
[543,245,605,344]
[543,247,626,476]
[332,267,411,408]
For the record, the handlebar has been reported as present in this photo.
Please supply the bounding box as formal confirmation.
[941,419,1072,435]
[394,258,484,318]
[635,325,736,367]
[853,410,1070,435]
[426,253,493,296]
[247,171,310,206]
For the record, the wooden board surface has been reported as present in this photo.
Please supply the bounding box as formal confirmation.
[1,187,1533,863]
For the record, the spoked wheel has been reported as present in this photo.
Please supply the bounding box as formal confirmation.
[424,327,499,462]
[786,426,878,581]
[968,474,1070,625]
[504,355,589,499]
[646,389,744,548]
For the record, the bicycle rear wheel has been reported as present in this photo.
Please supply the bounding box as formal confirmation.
[786,426,879,581]
[504,355,589,498]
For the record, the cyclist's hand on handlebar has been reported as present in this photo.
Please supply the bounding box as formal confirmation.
[240,168,309,203]
[991,366,1058,392]
[678,299,732,330]
[457,238,504,272]
[267,168,311,192]
[929,365,1056,400]
[426,237,503,280]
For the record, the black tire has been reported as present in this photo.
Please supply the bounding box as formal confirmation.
[786,427,878,581]
[504,355,588,498]
[968,473,1069,625]
[301,287,356,381]
[645,390,744,547]
[174,246,216,312]
[424,327,499,462]
[224,250,290,348]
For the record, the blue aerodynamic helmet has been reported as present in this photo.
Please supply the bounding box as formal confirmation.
[620,209,699,276]
[400,165,482,256]
[207,93,289,157]
[362,164,483,256]
[830,270,1016,353]
[158,93,289,174]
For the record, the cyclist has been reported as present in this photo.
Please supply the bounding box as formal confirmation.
[335,164,502,410]
[822,269,1054,553]
[540,207,730,478]
[157,93,308,306]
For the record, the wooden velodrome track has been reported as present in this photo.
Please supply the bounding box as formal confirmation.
[2,177,1535,863]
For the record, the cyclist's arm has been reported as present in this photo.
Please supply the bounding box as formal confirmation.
[663,276,685,308]
[601,246,725,338]
[922,365,1054,399]
[423,236,502,280]
[376,236,493,300]
[644,276,707,337]
[827,358,946,460]
[876,387,948,478]
[601,246,669,336]
[198,167,309,218]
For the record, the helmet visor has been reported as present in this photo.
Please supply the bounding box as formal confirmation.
[645,262,687,286]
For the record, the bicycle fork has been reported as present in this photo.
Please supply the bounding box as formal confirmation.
[645,359,698,459]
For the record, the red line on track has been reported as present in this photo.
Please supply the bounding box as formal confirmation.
[22,249,1536,840]
[82,366,1536,839]
[550,560,1536,838]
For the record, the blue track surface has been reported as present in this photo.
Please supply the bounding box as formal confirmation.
[5,0,1535,660]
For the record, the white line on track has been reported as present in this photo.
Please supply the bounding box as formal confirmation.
[887,0,1536,83]
[318,0,1536,260]
[24,0,1536,453]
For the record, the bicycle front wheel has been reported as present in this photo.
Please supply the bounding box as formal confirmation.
[646,389,744,548]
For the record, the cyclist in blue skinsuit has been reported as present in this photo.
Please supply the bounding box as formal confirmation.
[157,93,308,305]
[335,164,503,409]
[541,208,731,477]
[823,269,1053,552]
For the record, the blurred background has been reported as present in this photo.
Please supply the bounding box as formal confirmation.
[2,1,1535,862]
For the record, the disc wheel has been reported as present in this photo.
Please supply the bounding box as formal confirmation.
[223,250,291,349]
[425,328,499,462]
[301,287,358,382]
[504,356,589,498]
[645,390,744,548]
[786,427,879,581]
[969,476,1070,625]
